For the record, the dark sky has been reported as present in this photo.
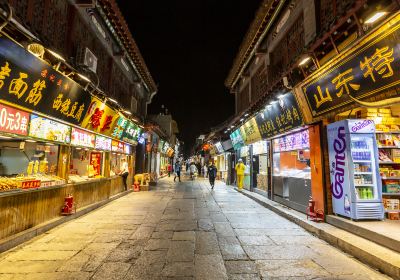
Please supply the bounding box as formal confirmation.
[117,1,262,154]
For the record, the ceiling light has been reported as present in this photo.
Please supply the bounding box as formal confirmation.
[76,147,81,150]
[277,94,284,99]
[298,56,311,66]
[365,11,387,24]
[240,118,244,122]
[77,73,91,82]
[108,97,118,104]
[123,110,132,115]
[0,135,12,139]
[244,113,249,117]
[47,49,65,62]
[25,139,36,143]
[231,125,234,128]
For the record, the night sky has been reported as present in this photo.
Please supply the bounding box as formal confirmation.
[117,1,262,155]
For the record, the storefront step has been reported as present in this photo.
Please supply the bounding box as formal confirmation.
[0,190,132,254]
[236,188,400,280]
[326,215,400,254]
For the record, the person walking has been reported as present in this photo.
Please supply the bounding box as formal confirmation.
[235,159,245,191]
[119,158,129,191]
[174,161,181,182]
[189,162,198,180]
[207,162,217,189]
[167,163,172,177]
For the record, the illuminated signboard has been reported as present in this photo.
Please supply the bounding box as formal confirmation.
[95,135,112,151]
[124,144,132,154]
[0,103,29,135]
[111,116,128,139]
[239,117,262,145]
[252,140,268,155]
[0,37,91,125]
[80,98,119,135]
[230,129,244,150]
[273,129,309,152]
[29,114,71,143]
[112,139,124,153]
[121,121,142,144]
[71,127,95,148]
[162,142,170,153]
[214,142,224,154]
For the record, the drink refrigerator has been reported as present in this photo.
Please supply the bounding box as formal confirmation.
[327,119,384,220]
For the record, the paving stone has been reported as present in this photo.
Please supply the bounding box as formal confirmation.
[225,260,258,274]
[129,226,155,239]
[238,235,275,246]
[199,218,214,231]
[91,262,131,279]
[195,254,228,280]
[144,239,171,250]
[218,236,241,246]
[195,231,220,255]
[255,259,330,278]
[214,222,236,237]
[220,244,248,260]
[151,231,173,239]
[162,261,195,277]
[105,246,143,262]
[243,245,317,260]
[10,272,92,280]
[167,241,195,262]
[5,250,77,261]
[0,260,63,273]
[228,274,261,280]
[172,231,196,242]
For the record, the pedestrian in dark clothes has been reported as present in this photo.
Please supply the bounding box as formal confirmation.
[207,162,217,189]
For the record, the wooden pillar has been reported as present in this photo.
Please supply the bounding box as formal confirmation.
[57,145,71,180]
[103,151,110,177]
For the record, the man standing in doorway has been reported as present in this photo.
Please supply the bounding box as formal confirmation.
[235,159,245,191]
[207,162,217,189]
[119,158,129,191]
[174,161,181,182]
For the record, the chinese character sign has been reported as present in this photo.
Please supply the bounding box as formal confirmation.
[80,98,119,135]
[273,129,309,152]
[239,117,262,145]
[71,127,95,148]
[111,140,124,153]
[255,92,303,139]
[302,15,400,117]
[121,121,142,144]
[0,103,29,135]
[0,37,91,125]
[111,116,128,139]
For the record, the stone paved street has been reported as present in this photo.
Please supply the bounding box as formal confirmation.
[0,177,391,280]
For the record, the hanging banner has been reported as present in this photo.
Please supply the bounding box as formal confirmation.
[0,103,30,135]
[255,92,303,138]
[239,117,262,145]
[121,120,142,145]
[301,13,400,118]
[80,97,119,135]
[0,36,91,125]
[29,114,71,143]
[71,127,95,148]
[230,129,244,150]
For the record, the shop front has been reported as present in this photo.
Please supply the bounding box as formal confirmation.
[0,34,138,243]
[251,140,270,197]
[295,12,400,251]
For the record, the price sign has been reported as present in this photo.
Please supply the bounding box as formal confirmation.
[0,103,29,135]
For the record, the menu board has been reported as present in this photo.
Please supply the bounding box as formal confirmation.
[0,37,91,125]
[90,152,101,176]
[71,127,95,148]
[112,139,124,153]
[29,114,71,143]
[0,103,30,135]
[273,129,309,152]
[95,135,112,151]
[121,120,142,144]
[252,140,268,155]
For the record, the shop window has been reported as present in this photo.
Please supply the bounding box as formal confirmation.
[69,148,105,182]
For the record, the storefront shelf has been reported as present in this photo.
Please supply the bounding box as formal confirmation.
[353,160,372,163]
[378,146,400,149]
[381,177,400,180]
[354,172,372,174]
[354,184,374,187]
[379,161,399,164]
[382,193,400,196]
[376,131,400,134]
[384,210,400,213]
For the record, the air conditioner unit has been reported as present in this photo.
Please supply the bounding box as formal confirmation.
[76,46,98,73]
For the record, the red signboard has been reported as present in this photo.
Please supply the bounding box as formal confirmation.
[90,152,102,176]
[0,103,30,135]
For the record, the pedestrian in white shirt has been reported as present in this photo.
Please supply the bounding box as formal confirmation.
[119,158,129,190]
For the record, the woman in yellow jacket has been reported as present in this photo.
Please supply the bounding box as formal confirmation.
[235,159,246,191]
